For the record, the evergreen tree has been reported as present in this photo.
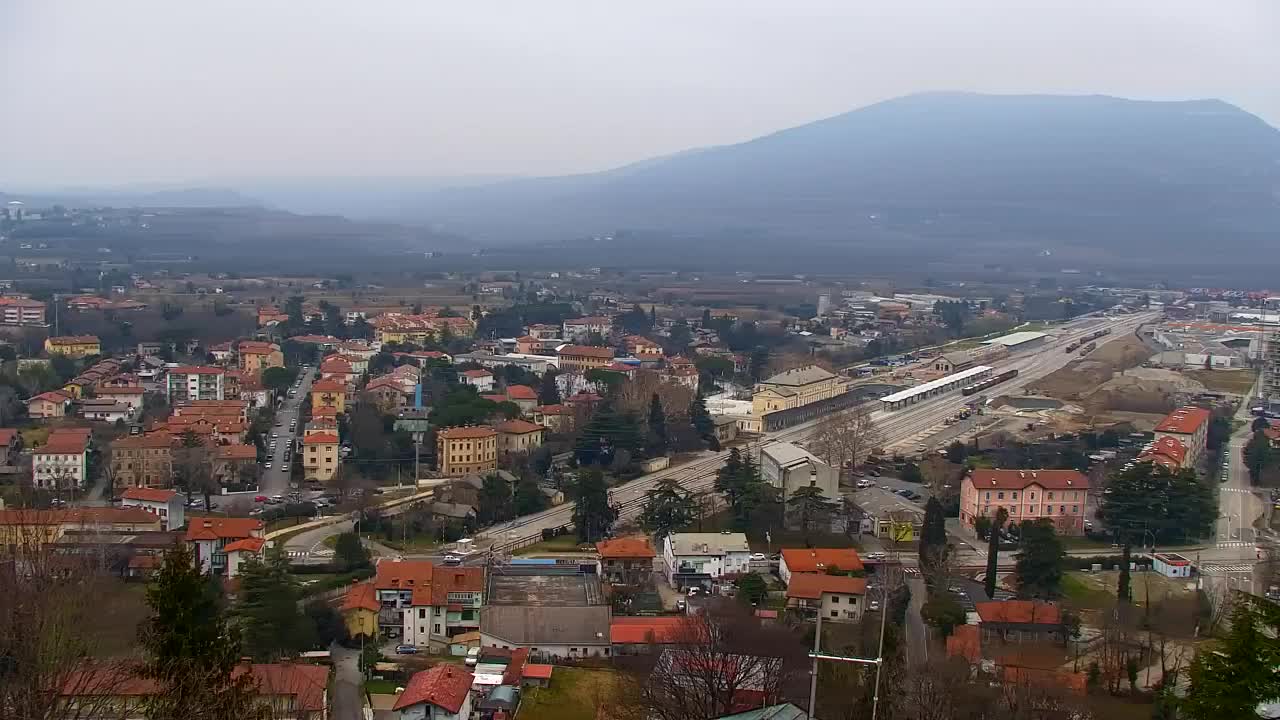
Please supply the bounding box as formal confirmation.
[649,306,657,328]
[984,507,1008,599]
[918,496,948,573]
[639,478,696,540]
[736,572,767,606]
[573,402,642,466]
[235,546,314,661]
[1253,416,1271,433]
[139,544,266,720]
[1244,430,1274,484]
[1014,519,1066,600]
[538,369,561,405]
[514,474,549,516]
[714,448,747,516]
[715,449,771,531]
[570,467,618,542]
[786,486,839,544]
[333,531,371,572]
[689,391,713,440]
[1183,596,1280,719]
[1118,542,1132,602]
[647,393,668,456]
[1101,463,1218,542]
[701,308,712,328]
[478,473,513,524]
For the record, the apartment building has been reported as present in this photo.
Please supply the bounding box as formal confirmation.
[1153,406,1212,467]
[436,426,498,477]
[166,366,226,402]
[557,344,615,372]
[110,432,174,488]
[302,432,340,481]
[0,296,46,326]
[44,335,101,358]
[960,469,1091,536]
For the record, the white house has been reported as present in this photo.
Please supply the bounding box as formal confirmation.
[662,532,752,590]
[1152,552,1194,579]
[459,369,495,393]
[119,487,185,531]
[223,536,266,578]
[393,665,474,720]
[759,442,839,506]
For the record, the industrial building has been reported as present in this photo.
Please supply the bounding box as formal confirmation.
[982,331,1049,351]
[879,366,992,410]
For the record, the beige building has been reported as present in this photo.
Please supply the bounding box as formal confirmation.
[110,432,174,488]
[751,365,841,417]
[495,419,545,457]
[302,432,340,481]
[557,344,616,372]
[237,341,284,377]
[437,426,498,477]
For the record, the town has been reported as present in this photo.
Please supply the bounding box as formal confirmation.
[3,198,1280,719]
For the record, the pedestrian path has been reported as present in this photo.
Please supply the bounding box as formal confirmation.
[1201,563,1253,573]
[1216,541,1253,549]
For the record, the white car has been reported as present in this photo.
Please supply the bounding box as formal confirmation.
[442,554,462,566]
[865,552,886,561]
[749,552,767,561]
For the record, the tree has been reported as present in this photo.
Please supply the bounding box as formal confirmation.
[570,467,617,542]
[918,496,949,574]
[921,596,967,637]
[1244,430,1274,485]
[477,473,513,525]
[944,441,968,464]
[1100,462,1217,543]
[1117,542,1132,603]
[333,531,371,572]
[785,485,839,544]
[1183,596,1280,719]
[261,366,297,393]
[139,544,267,720]
[808,404,883,470]
[984,507,1008,599]
[513,474,549,516]
[647,393,668,456]
[538,369,561,405]
[1254,415,1271,433]
[900,463,923,484]
[715,448,772,531]
[736,572,767,606]
[1013,519,1065,600]
[304,598,348,648]
[173,429,217,510]
[689,391,713,440]
[235,546,313,661]
[573,401,642,467]
[639,478,696,540]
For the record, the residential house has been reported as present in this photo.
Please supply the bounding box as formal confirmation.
[1153,406,1212,467]
[119,487,185,531]
[960,469,1090,536]
[26,389,72,418]
[974,600,1064,644]
[78,397,133,423]
[302,432,340,481]
[557,344,615,373]
[662,532,752,590]
[215,444,259,485]
[237,340,284,377]
[402,566,485,647]
[185,517,265,574]
[429,501,476,527]
[341,581,380,639]
[0,296,47,326]
[393,664,475,720]
[504,384,538,413]
[759,441,839,507]
[33,432,89,490]
[751,365,842,417]
[44,335,101,358]
[495,419,545,458]
[366,375,413,413]
[778,548,864,585]
[0,428,22,467]
[597,536,657,585]
[479,605,613,658]
[319,355,357,385]
[0,507,161,546]
[93,385,145,414]
[460,369,495,393]
[624,335,664,360]
[532,404,574,433]
[165,366,226,402]
[1138,435,1190,471]
[223,536,267,578]
[654,648,782,713]
[663,357,699,390]
[310,378,347,415]
[784,573,866,623]
[209,341,236,364]
[110,433,176,489]
[610,616,685,655]
[436,426,498,477]
[562,316,612,342]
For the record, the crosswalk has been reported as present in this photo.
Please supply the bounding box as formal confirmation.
[1220,487,1252,494]
[1202,563,1253,574]
[1215,541,1253,549]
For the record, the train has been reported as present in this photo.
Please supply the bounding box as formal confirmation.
[1078,342,1097,355]
[961,368,1019,396]
[1064,328,1110,354]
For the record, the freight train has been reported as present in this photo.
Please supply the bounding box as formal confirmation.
[1064,327,1110,353]
[1078,342,1097,355]
[961,368,1019,396]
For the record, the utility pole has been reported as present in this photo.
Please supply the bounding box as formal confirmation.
[807,607,823,717]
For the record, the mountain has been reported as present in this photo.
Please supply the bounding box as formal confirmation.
[0,186,262,209]
[407,92,1280,265]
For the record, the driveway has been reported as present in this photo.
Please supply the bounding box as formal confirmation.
[904,576,928,664]
[329,644,364,720]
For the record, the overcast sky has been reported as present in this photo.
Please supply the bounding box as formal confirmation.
[2,1,1277,188]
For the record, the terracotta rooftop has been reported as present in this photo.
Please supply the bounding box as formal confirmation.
[461,369,493,378]
[121,487,179,503]
[596,537,656,559]
[184,517,264,542]
[373,558,435,591]
[167,366,224,375]
[1155,406,1212,435]
[393,665,474,713]
[505,384,537,400]
[975,600,1062,626]
[222,537,267,554]
[558,345,615,359]
[429,566,484,605]
[302,433,340,444]
[437,426,497,440]
[310,379,348,393]
[785,573,867,600]
[966,469,1089,491]
[0,507,159,526]
[342,581,380,613]
[946,624,981,662]
[781,547,864,574]
[610,616,686,644]
[495,419,544,435]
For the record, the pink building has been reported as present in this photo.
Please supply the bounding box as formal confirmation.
[960,469,1090,536]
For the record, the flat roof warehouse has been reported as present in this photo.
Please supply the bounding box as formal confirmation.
[880,365,993,409]
[982,331,1049,348]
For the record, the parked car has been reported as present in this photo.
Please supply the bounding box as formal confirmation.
[442,554,462,566]
[676,599,687,612]
[254,495,268,503]
[395,645,419,655]
[869,600,881,612]
[865,552,886,561]
[749,552,767,561]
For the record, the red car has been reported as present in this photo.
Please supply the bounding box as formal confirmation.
[254,495,268,503]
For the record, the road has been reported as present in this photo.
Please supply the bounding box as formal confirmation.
[261,366,316,496]
[903,576,928,664]
[473,312,1157,550]
[1218,372,1263,546]
[329,644,363,720]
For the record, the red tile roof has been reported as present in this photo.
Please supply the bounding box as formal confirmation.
[494,419,544,435]
[1139,436,1187,469]
[47,335,100,345]
[535,404,571,416]
[558,345,615,359]
[946,624,981,662]
[1002,666,1087,695]
[167,366,225,375]
[393,664,474,713]
[1155,406,1211,435]
[0,507,159,526]
[610,616,686,644]
[302,433,340,444]
[121,487,179,503]
[342,581,380,613]
[481,394,508,403]
[430,567,484,605]
[223,537,266,553]
[29,390,72,404]
[217,444,258,460]
[502,647,530,685]
[975,600,1061,625]
[373,558,434,591]
[310,379,348,393]
[62,663,329,712]
[596,537,656,559]
[437,426,497,440]
[461,369,493,378]
[505,385,537,400]
[184,517,264,541]
[0,428,16,446]
[523,664,553,680]
[966,469,1089,491]
[785,573,867,600]
[781,548,864,574]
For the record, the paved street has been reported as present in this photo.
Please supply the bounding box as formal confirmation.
[903,576,928,664]
[329,644,364,720]
[1219,372,1263,545]
[261,366,316,496]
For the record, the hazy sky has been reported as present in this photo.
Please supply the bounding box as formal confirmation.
[2,1,1277,187]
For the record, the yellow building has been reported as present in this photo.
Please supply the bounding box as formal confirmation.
[495,419,546,457]
[310,379,347,415]
[751,365,842,417]
[238,341,284,377]
[436,426,498,477]
[44,335,101,358]
[341,581,379,639]
[0,507,162,546]
[302,432,340,481]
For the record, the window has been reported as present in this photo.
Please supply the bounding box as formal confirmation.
[1072,505,1079,513]
[1048,492,1055,500]
[985,492,991,500]
[831,610,839,618]
[1012,492,1018,500]
[418,609,426,619]
[1060,505,1066,513]
[1030,492,1036,500]
[434,624,442,634]
[997,492,1004,500]
[831,596,839,604]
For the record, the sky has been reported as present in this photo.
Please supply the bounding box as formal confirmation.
[2,1,1277,188]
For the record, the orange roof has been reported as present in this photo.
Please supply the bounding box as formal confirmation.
[975,600,1061,625]
[505,384,537,400]
[184,517,264,542]
[217,444,258,460]
[223,537,266,553]
[523,664,553,680]
[0,429,16,446]
[1155,406,1211,435]
[966,469,1089,491]
[302,433,340,444]
[1139,436,1187,469]
[946,624,981,662]
[29,390,72,404]
[481,394,508,403]
[429,566,484,605]
[312,405,339,417]
[437,426,497,440]
[342,581,380,613]
[47,335,100,345]
[167,366,224,375]
[596,537,656,559]
[559,345,615,359]
[781,547,864,574]
[310,379,347,393]
[535,404,571,415]
[461,369,492,378]
[121,487,179,503]
[495,419,544,435]
[373,558,434,591]
[394,665,474,713]
[610,616,686,644]
[785,573,867,599]
[502,647,530,685]
[62,663,329,712]
[0,507,158,526]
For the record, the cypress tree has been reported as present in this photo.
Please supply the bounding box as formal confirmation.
[984,508,1008,599]
[648,393,668,455]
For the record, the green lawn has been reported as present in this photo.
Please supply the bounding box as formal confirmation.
[372,534,443,553]
[1060,537,1113,550]
[518,667,622,720]
[363,679,399,695]
[514,535,585,555]
[1061,572,1115,610]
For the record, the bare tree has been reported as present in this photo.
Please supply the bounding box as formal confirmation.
[809,403,884,470]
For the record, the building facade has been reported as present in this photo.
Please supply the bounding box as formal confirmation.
[960,469,1090,536]
[436,426,498,477]
[44,335,100,358]
[166,366,226,402]
[751,365,841,417]
[302,432,340,481]
[111,433,174,488]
